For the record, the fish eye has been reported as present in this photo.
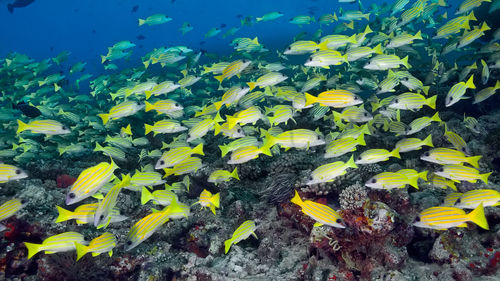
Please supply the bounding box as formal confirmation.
[456,198,461,204]
[317,135,321,140]
[354,96,359,100]
[175,103,179,107]
[461,147,466,152]
[308,58,313,62]
[242,59,248,63]
[15,169,21,175]
[423,151,430,157]
[357,156,362,160]
[62,126,68,130]
[364,113,369,117]
[237,129,242,133]
[69,193,75,199]
[100,215,104,219]
[371,178,376,183]
[160,160,165,165]
[394,99,399,103]
[309,176,314,181]
[21,199,26,204]
[337,218,344,224]
[437,167,444,172]
[415,216,420,222]
[127,240,132,245]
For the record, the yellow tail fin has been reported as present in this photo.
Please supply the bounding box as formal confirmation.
[24,242,42,259]
[141,187,153,205]
[16,120,28,134]
[55,206,74,223]
[468,203,489,230]
[98,113,110,125]
[75,242,89,261]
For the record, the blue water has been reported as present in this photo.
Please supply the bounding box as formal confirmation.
[0,0,391,74]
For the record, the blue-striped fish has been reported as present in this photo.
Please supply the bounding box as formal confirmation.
[219,137,260,157]
[355,148,400,164]
[413,204,489,230]
[214,59,252,83]
[224,220,257,254]
[17,120,70,135]
[192,189,220,215]
[307,156,357,185]
[445,75,476,107]
[421,148,481,168]
[98,101,144,125]
[0,164,28,183]
[75,232,117,261]
[94,174,130,227]
[395,135,433,153]
[435,164,492,184]
[0,199,24,225]
[291,190,345,228]
[208,168,239,185]
[305,89,362,108]
[24,232,86,259]
[304,50,348,69]
[163,157,202,177]
[324,134,365,158]
[454,189,500,209]
[155,143,204,169]
[66,160,119,205]
[141,187,177,206]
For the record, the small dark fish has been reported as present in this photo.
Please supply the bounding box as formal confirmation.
[7,0,34,14]
[131,5,139,13]
[13,102,41,118]
[220,23,226,28]
[136,34,145,40]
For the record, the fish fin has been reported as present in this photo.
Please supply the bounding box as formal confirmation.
[144,101,154,112]
[479,172,492,185]
[55,206,73,223]
[465,75,476,89]
[423,134,434,147]
[231,167,239,180]
[313,222,323,227]
[290,190,303,207]
[427,95,437,110]
[304,93,317,107]
[247,82,256,91]
[16,120,28,134]
[213,101,223,111]
[138,19,146,26]
[391,147,401,159]
[75,242,89,261]
[24,242,42,259]
[191,143,204,156]
[467,155,481,169]
[468,203,489,230]
[98,113,110,125]
[144,124,153,135]
[224,239,233,254]
[141,187,153,205]
[219,144,229,158]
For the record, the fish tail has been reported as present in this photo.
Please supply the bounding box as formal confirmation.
[231,167,239,180]
[437,0,447,6]
[211,192,220,208]
[214,122,222,136]
[422,134,434,147]
[357,133,366,146]
[373,43,383,54]
[260,140,273,156]
[213,101,223,111]
[332,111,342,123]
[408,175,419,189]
[191,143,204,156]
[465,75,476,89]
[418,170,428,181]
[290,190,303,207]
[224,238,233,254]
[210,205,217,215]
[138,19,146,26]
[468,203,489,230]
[98,113,110,125]
[401,56,411,69]
[141,187,153,205]
[480,22,490,32]
[75,242,89,261]
[426,95,437,110]
[24,242,42,259]
[100,55,107,64]
[304,92,317,107]
[219,144,230,158]
[122,124,132,136]
[247,82,256,91]
[226,116,238,130]
[414,30,422,40]
[260,128,278,147]
[468,11,477,21]
[163,168,174,178]
[144,124,153,135]
[55,206,74,223]
[447,181,457,191]
[479,172,492,185]
[345,155,358,169]
[119,173,131,188]
[431,112,441,122]
[58,146,66,156]
[317,41,329,51]
[214,75,224,83]
[467,155,482,169]
[145,91,153,100]
[16,120,28,134]
[494,80,500,90]
[391,147,401,159]
[94,142,103,152]
[143,60,150,69]
[348,34,357,44]
[421,86,430,96]
[213,111,224,123]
